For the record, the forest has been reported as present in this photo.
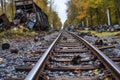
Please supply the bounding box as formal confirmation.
[65,0,120,27]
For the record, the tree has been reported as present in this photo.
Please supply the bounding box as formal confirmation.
[66,0,78,26]
[3,0,7,13]
[66,0,120,27]
[6,0,15,21]
[52,11,62,30]
[114,0,120,24]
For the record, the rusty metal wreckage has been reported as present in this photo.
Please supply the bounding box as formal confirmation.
[0,0,49,31]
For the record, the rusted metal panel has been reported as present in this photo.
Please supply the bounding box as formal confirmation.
[0,14,10,30]
[15,0,34,11]
[15,0,33,6]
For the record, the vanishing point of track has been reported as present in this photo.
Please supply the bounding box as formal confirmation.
[24,30,120,80]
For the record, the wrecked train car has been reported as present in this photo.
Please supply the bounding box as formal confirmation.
[0,14,10,31]
[14,0,49,31]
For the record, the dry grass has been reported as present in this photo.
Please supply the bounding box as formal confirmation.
[0,26,38,45]
[79,30,120,38]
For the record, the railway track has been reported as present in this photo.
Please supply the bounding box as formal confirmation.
[101,45,120,67]
[76,31,120,69]
[2,32,58,80]
[23,30,120,80]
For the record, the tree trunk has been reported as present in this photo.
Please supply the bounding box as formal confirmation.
[96,8,99,25]
[11,0,14,20]
[89,9,93,26]
[114,0,120,24]
[117,7,120,24]
[1,0,4,13]
[1,0,7,13]
[107,8,111,26]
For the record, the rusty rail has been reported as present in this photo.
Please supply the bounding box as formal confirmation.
[25,31,120,80]
[25,32,62,80]
[70,32,120,80]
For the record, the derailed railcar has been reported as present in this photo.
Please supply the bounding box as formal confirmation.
[14,0,49,31]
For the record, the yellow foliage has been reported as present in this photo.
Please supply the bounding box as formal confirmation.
[104,77,112,80]
[90,0,102,8]
[34,0,47,12]
[92,69,99,75]
[72,0,90,20]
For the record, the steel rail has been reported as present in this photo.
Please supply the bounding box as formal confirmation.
[25,32,62,80]
[70,32,120,80]
[25,31,120,80]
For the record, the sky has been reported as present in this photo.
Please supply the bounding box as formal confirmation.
[52,0,70,24]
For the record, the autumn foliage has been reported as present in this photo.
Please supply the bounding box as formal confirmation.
[65,0,120,27]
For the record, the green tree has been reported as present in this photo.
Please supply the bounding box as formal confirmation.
[52,11,62,30]
[66,0,120,27]
[66,0,78,26]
